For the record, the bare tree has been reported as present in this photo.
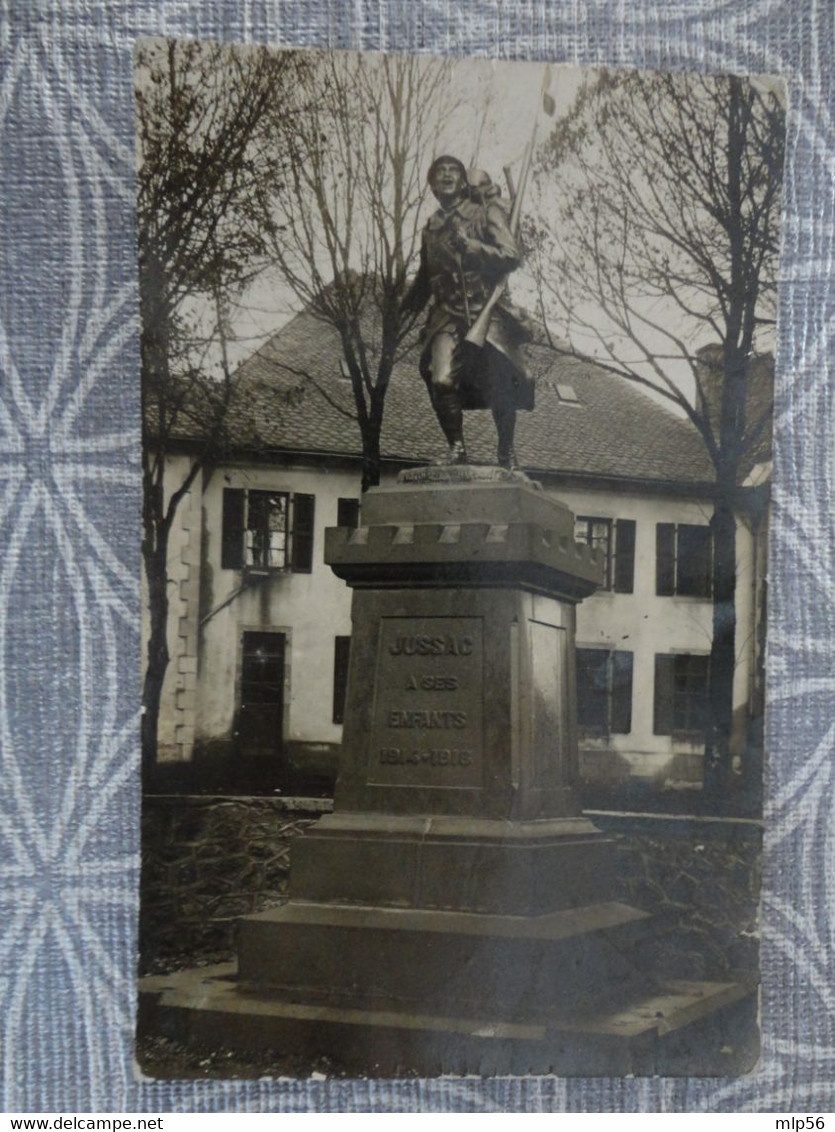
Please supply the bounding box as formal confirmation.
[263,51,456,490]
[531,70,784,802]
[136,39,303,776]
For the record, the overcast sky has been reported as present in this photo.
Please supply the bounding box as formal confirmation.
[161,47,781,415]
[223,56,584,370]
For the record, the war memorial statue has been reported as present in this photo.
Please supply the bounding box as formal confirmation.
[402,155,534,470]
[139,92,758,1079]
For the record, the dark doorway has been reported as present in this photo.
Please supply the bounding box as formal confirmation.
[239,631,286,756]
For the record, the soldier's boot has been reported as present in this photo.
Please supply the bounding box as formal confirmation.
[493,405,519,471]
[433,386,468,465]
[440,439,468,466]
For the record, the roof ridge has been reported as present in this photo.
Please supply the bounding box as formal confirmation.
[168,292,718,488]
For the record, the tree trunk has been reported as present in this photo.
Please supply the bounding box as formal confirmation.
[703,491,737,807]
[361,382,389,492]
[361,426,382,493]
[142,540,170,787]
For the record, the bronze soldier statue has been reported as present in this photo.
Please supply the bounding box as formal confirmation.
[402,155,533,469]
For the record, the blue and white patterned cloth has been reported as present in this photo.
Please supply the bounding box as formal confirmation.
[0,0,833,1113]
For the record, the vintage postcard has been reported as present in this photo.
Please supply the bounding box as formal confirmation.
[134,40,782,1078]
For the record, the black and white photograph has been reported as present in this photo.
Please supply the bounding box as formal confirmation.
[134,40,784,1079]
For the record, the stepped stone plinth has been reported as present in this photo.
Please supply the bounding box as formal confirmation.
[139,467,757,1076]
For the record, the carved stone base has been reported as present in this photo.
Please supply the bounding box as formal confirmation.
[138,471,758,1077]
[398,464,535,487]
[139,963,759,1076]
[286,814,621,914]
[236,899,652,1020]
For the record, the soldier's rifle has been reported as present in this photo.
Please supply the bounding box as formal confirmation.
[463,66,556,350]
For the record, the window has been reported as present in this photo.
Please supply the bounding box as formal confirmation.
[337,497,360,529]
[332,636,351,724]
[576,648,633,735]
[656,523,712,597]
[574,517,636,593]
[222,488,315,573]
[654,653,709,735]
[238,631,286,755]
[246,490,289,568]
[575,518,611,587]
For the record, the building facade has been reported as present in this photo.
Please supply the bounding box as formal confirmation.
[146,310,768,798]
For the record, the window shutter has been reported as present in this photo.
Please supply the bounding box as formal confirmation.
[611,651,634,734]
[677,524,712,598]
[221,489,245,569]
[656,523,675,596]
[653,654,675,735]
[337,497,360,529]
[613,519,636,594]
[332,636,351,724]
[291,493,315,573]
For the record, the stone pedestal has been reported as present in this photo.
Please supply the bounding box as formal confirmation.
[140,468,757,1075]
[278,469,616,928]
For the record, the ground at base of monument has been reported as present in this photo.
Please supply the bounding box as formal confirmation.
[137,962,758,1079]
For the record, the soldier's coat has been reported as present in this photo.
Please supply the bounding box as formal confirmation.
[404,196,534,411]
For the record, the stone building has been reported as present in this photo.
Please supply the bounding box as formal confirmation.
[145,307,769,798]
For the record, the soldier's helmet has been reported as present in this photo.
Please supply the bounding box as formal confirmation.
[427,155,467,185]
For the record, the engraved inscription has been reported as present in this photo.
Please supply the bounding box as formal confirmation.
[388,709,467,728]
[405,674,459,690]
[368,616,483,789]
[379,747,473,766]
[388,634,473,656]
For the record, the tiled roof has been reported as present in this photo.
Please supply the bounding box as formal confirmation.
[200,307,717,487]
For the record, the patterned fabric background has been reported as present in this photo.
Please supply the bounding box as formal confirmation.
[0,0,832,1114]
